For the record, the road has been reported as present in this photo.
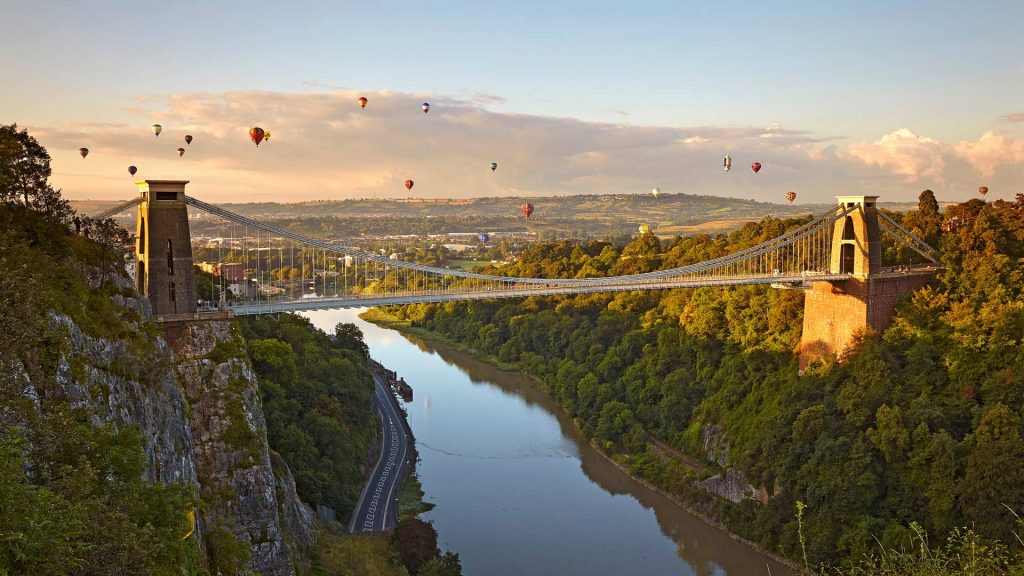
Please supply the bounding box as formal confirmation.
[349,373,411,532]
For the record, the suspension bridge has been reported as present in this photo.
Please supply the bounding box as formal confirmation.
[97,180,940,367]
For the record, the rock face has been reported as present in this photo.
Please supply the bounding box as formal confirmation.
[173,319,316,576]
[40,284,315,576]
[49,307,197,488]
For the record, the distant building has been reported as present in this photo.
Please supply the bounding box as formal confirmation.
[197,261,245,283]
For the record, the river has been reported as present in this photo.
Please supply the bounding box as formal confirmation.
[304,309,790,576]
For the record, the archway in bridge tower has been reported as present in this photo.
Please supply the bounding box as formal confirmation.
[840,243,855,274]
[842,216,855,241]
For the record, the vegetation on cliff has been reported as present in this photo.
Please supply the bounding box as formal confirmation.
[0,124,203,574]
[382,193,1024,569]
[239,313,376,521]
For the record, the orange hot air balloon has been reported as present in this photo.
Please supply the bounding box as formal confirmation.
[979,186,989,196]
[520,203,534,219]
[405,179,414,190]
[79,147,89,159]
[250,127,266,146]
[786,191,797,203]
[176,147,185,157]
[751,162,762,174]
[184,134,193,146]
[358,96,368,108]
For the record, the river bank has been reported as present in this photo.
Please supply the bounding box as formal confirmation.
[358,307,799,573]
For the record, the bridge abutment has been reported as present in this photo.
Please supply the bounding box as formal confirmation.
[798,196,931,369]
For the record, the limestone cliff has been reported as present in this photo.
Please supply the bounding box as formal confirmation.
[173,318,317,576]
[35,276,315,575]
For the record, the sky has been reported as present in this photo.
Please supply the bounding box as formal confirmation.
[2,0,1022,203]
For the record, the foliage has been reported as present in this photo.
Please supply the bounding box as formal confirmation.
[384,199,1024,568]
[311,531,409,576]
[0,123,72,221]
[393,517,440,574]
[0,129,226,575]
[239,314,376,519]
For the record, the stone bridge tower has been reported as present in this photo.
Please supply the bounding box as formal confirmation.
[134,180,197,317]
[798,195,932,369]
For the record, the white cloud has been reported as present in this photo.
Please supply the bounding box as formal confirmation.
[843,128,946,182]
[27,91,1024,204]
[952,131,1024,177]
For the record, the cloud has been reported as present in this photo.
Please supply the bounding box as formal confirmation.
[843,128,947,182]
[953,131,1024,177]
[27,90,1024,204]
[1000,113,1024,123]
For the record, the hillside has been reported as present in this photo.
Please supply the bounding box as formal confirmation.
[374,194,1024,570]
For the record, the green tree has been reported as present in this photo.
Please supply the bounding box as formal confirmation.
[0,123,71,220]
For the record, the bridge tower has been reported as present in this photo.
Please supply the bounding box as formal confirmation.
[133,180,197,317]
[798,195,930,369]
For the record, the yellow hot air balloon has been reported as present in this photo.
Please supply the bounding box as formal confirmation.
[651,187,660,198]
[639,223,651,234]
[263,131,271,142]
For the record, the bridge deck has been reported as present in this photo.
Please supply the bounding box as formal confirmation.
[219,273,858,315]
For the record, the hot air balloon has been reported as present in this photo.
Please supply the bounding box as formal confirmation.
[249,127,265,147]
[639,223,651,234]
[405,179,414,190]
[723,154,732,171]
[651,187,661,198]
[176,147,185,157]
[479,232,490,243]
[421,102,430,114]
[152,124,162,137]
[490,162,498,172]
[184,134,193,146]
[78,148,89,159]
[263,131,271,142]
[358,96,368,108]
[751,162,762,174]
[520,203,534,219]
[786,191,797,204]
[979,186,989,196]
[128,166,137,177]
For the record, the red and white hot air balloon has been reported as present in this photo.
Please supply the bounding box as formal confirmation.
[520,203,534,219]
[751,162,762,174]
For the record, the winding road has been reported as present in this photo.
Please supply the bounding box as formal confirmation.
[349,373,411,532]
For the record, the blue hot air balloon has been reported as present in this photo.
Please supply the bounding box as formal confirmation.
[479,232,490,244]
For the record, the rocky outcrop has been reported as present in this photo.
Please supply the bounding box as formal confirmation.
[173,319,316,576]
[698,423,763,504]
[49,306,197,487]
[37,281,316,576]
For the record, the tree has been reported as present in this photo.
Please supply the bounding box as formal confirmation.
[394,517,439,574]
[0,123,71,220]
[918,189,939,215]
[334,322,369,357]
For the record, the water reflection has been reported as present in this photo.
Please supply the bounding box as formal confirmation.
[304,309,790,576]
